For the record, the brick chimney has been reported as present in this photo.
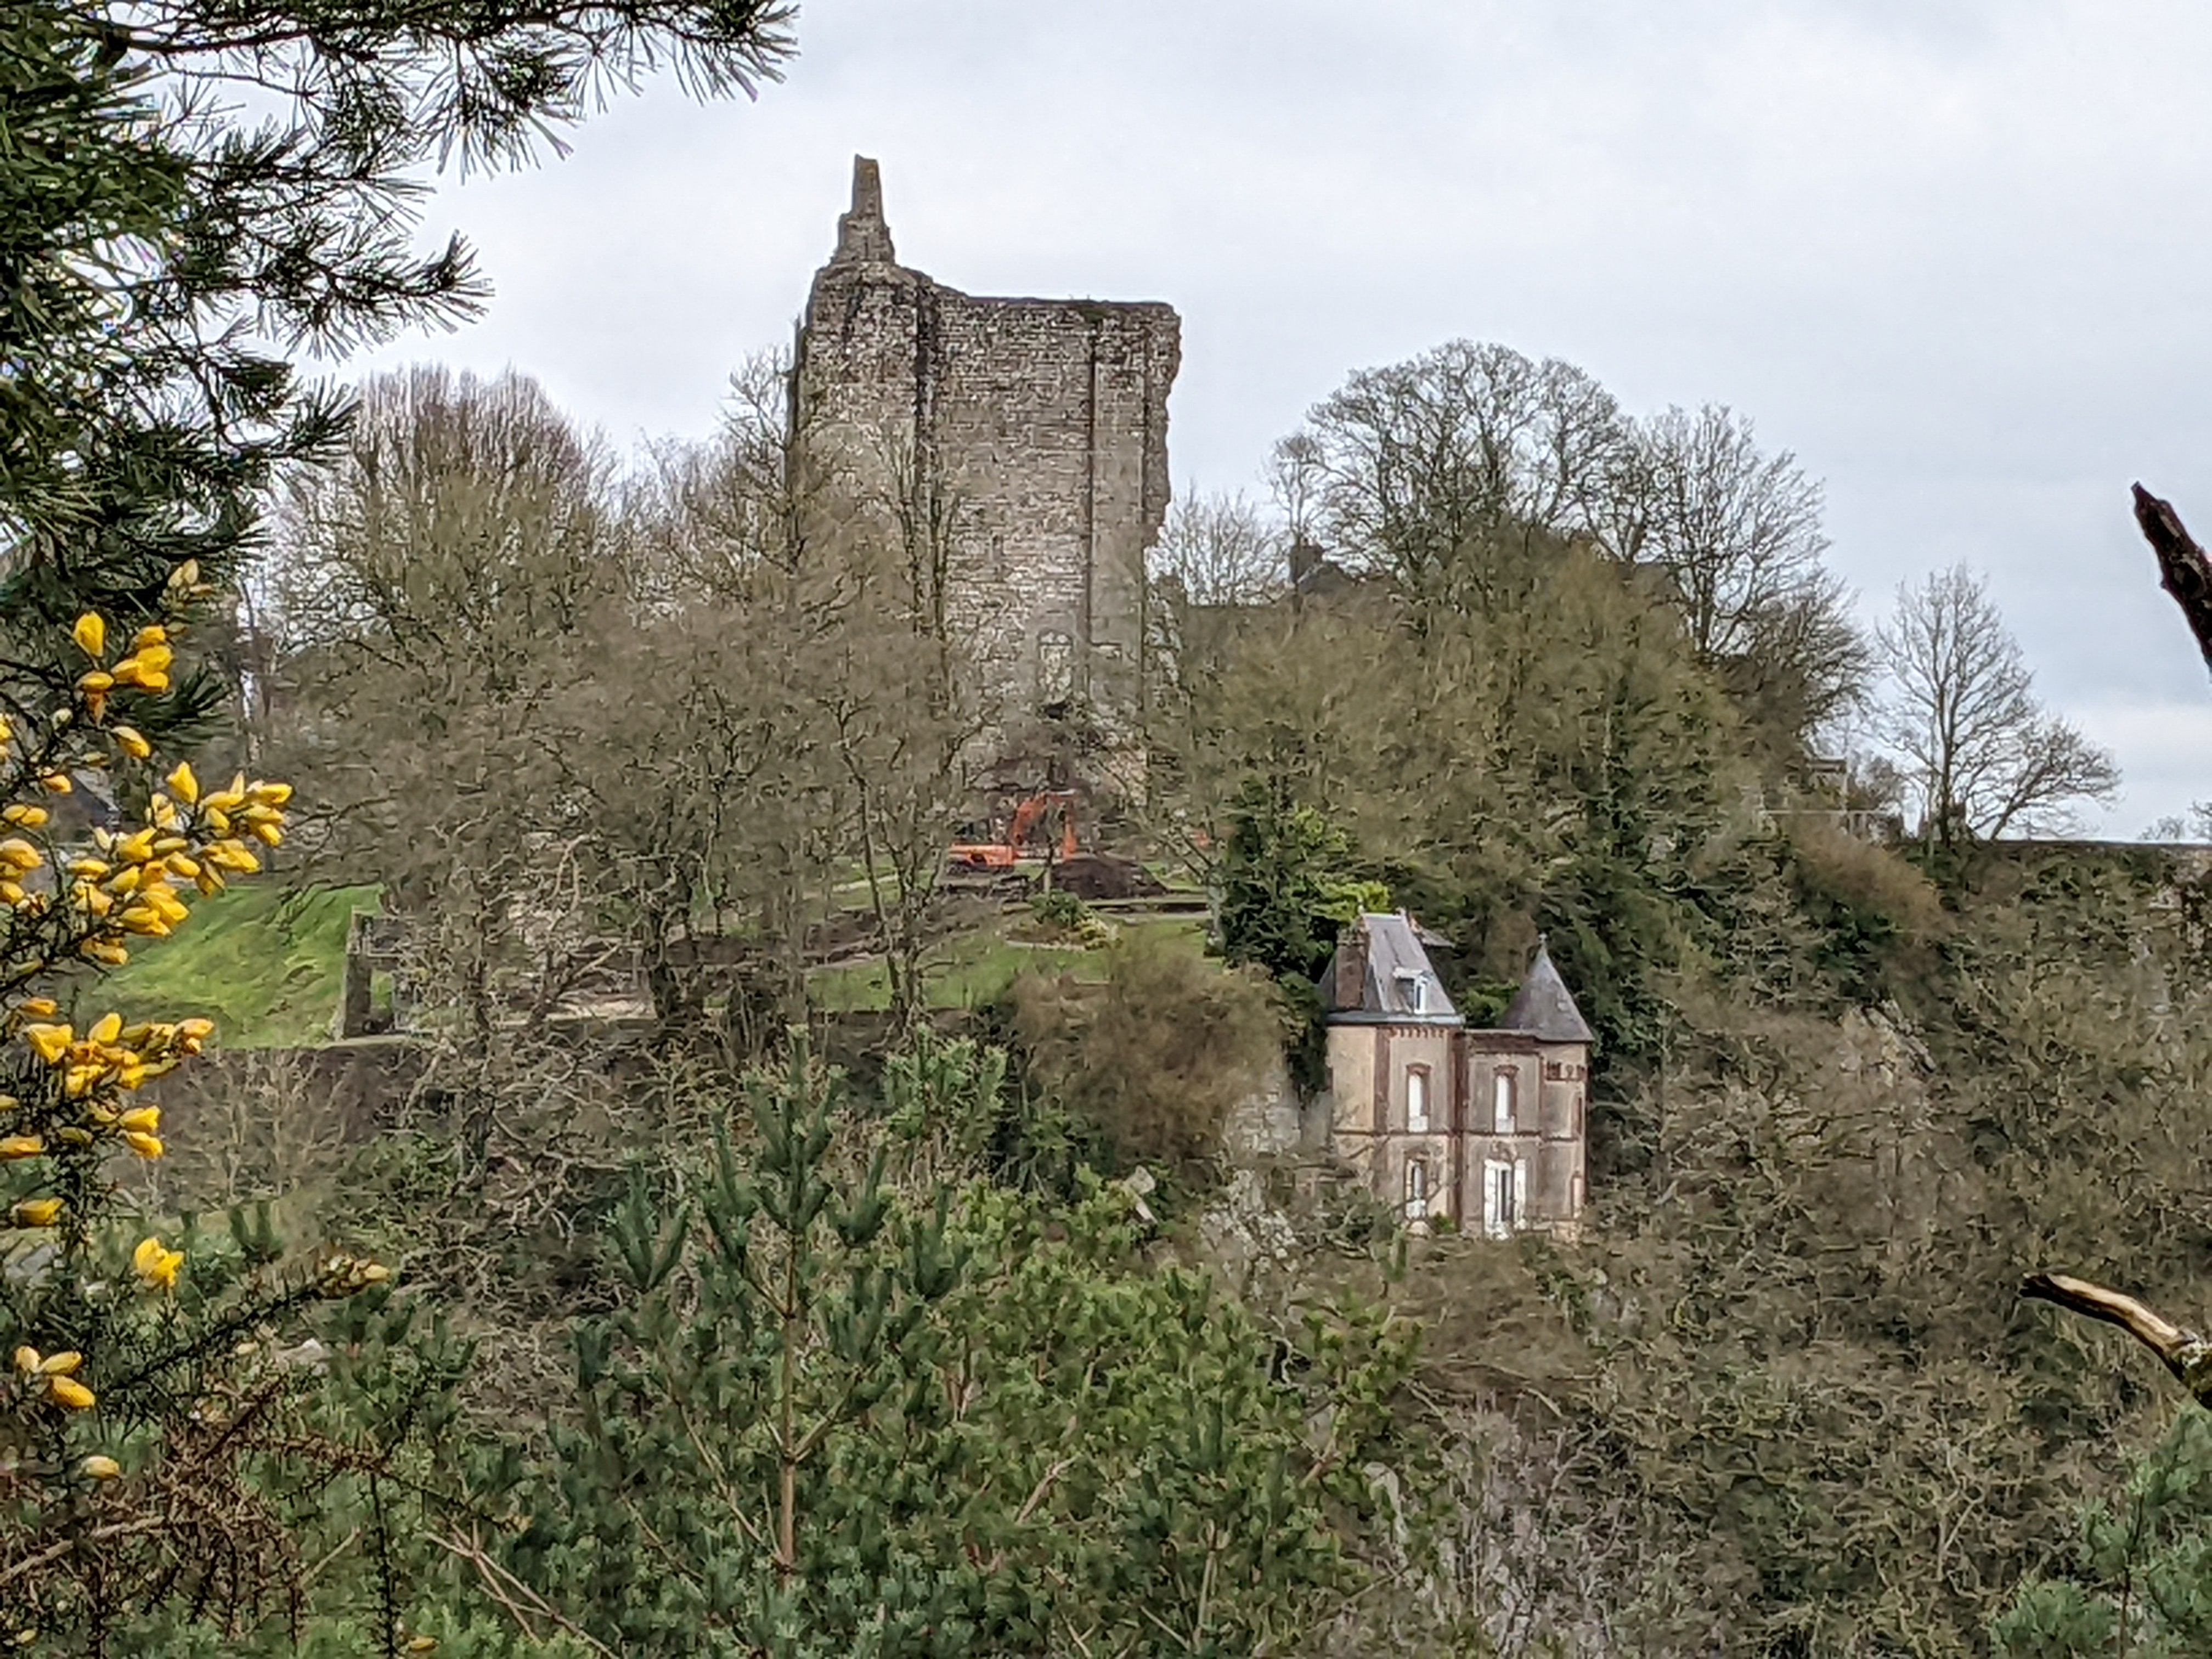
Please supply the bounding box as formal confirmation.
[1333,918,1369,1009]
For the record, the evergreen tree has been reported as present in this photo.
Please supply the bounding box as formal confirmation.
[1215,775,1386,984]
[477,1035,1414,1656]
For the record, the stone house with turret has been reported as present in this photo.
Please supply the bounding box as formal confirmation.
[1319,916,1592,1239]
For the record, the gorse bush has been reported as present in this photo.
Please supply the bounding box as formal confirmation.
[0,595,409,1652]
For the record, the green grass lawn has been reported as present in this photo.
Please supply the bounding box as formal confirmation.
[86,882,376,1048]
[809,915,1209,1013]
[72,883,1207,1039]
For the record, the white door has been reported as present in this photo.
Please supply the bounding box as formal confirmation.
[1483,1159,1512,1238]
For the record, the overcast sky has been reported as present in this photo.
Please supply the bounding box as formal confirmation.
[354,0,2212,832]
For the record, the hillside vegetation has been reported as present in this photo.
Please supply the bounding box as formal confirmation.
[23,347,2200,1654]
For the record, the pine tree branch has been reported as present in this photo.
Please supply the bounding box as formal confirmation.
[2131,483,2212,679]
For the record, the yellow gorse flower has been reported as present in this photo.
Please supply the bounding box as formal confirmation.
[15,1348,93,1409]
[109,642,172,693]
[9,1199,61,1228]
[71,613,104,659]
[24,1024,70,1065]
[80,1455,120,1480]
[132,1237,183,1291]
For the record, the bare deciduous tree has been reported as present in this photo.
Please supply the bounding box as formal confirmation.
[1874,564,2118,843]
[1150,488,1283,608]
[1601,403,1867,737]
[1294,338,1628,592]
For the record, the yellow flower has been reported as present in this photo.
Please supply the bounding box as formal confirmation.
[117,1105,159,1134]
[131,624,167,651]
[248,781,293,806]
[81,940,129,967]
[38,773,70,795]
[87,1012,121,1046]
[112,726,151,760]
[111,644,173,692]
[72,613,105,658]
[48,1375,94,1410]
[132,1237,183,1291]
[0,1136,46,1161]
[165,762,199,805]
[37,1351,81,1376]
[123,1131,163,1160]
[76,670,113,696]
[80,1455,120,1480]
[16,997,54,1018]
[0,805,46,829]
[203,840,259,874]
[13,1346,38,1375]
[10,1199,61,1228]
[23,1024,70,1064]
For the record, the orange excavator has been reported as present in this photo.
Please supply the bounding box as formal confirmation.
[947,789,1080,871]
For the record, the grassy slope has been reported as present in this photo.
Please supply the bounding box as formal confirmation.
[809,916,1209,1013]
[86,882,375,1048]
[75,884,1204,1037]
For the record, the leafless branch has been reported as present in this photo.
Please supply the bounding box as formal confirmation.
[2131,482,2212,678]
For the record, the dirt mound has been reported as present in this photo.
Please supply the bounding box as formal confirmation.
[1049,854,1166,901]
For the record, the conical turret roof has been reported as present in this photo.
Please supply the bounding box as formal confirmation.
[1501,938,1594,1044]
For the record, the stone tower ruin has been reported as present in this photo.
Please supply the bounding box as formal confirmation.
[792,157,1181,772]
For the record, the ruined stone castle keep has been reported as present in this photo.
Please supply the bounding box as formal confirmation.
[793,159,1180,759]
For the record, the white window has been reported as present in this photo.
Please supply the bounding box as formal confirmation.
[1483,1159,1526,1238]
[1492,1069,1516,1132]
[1394,968,1428,1015]
[1407,1068,1430,1133]
[1404,1158,1429,1221]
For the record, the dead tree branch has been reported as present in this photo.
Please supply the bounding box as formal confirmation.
[2021,1271,2212,1406]
[2131,482,2212,677]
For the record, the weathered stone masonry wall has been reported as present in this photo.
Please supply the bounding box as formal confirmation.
[795,159,1180,747]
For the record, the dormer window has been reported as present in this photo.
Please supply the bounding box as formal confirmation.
[1394,968,1429,1016]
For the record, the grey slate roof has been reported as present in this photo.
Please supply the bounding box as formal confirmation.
[1500,939,1595,1044]
[1319,913,1463,1026]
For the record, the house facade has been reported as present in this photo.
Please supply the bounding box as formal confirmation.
[1319,916,1593,1239]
